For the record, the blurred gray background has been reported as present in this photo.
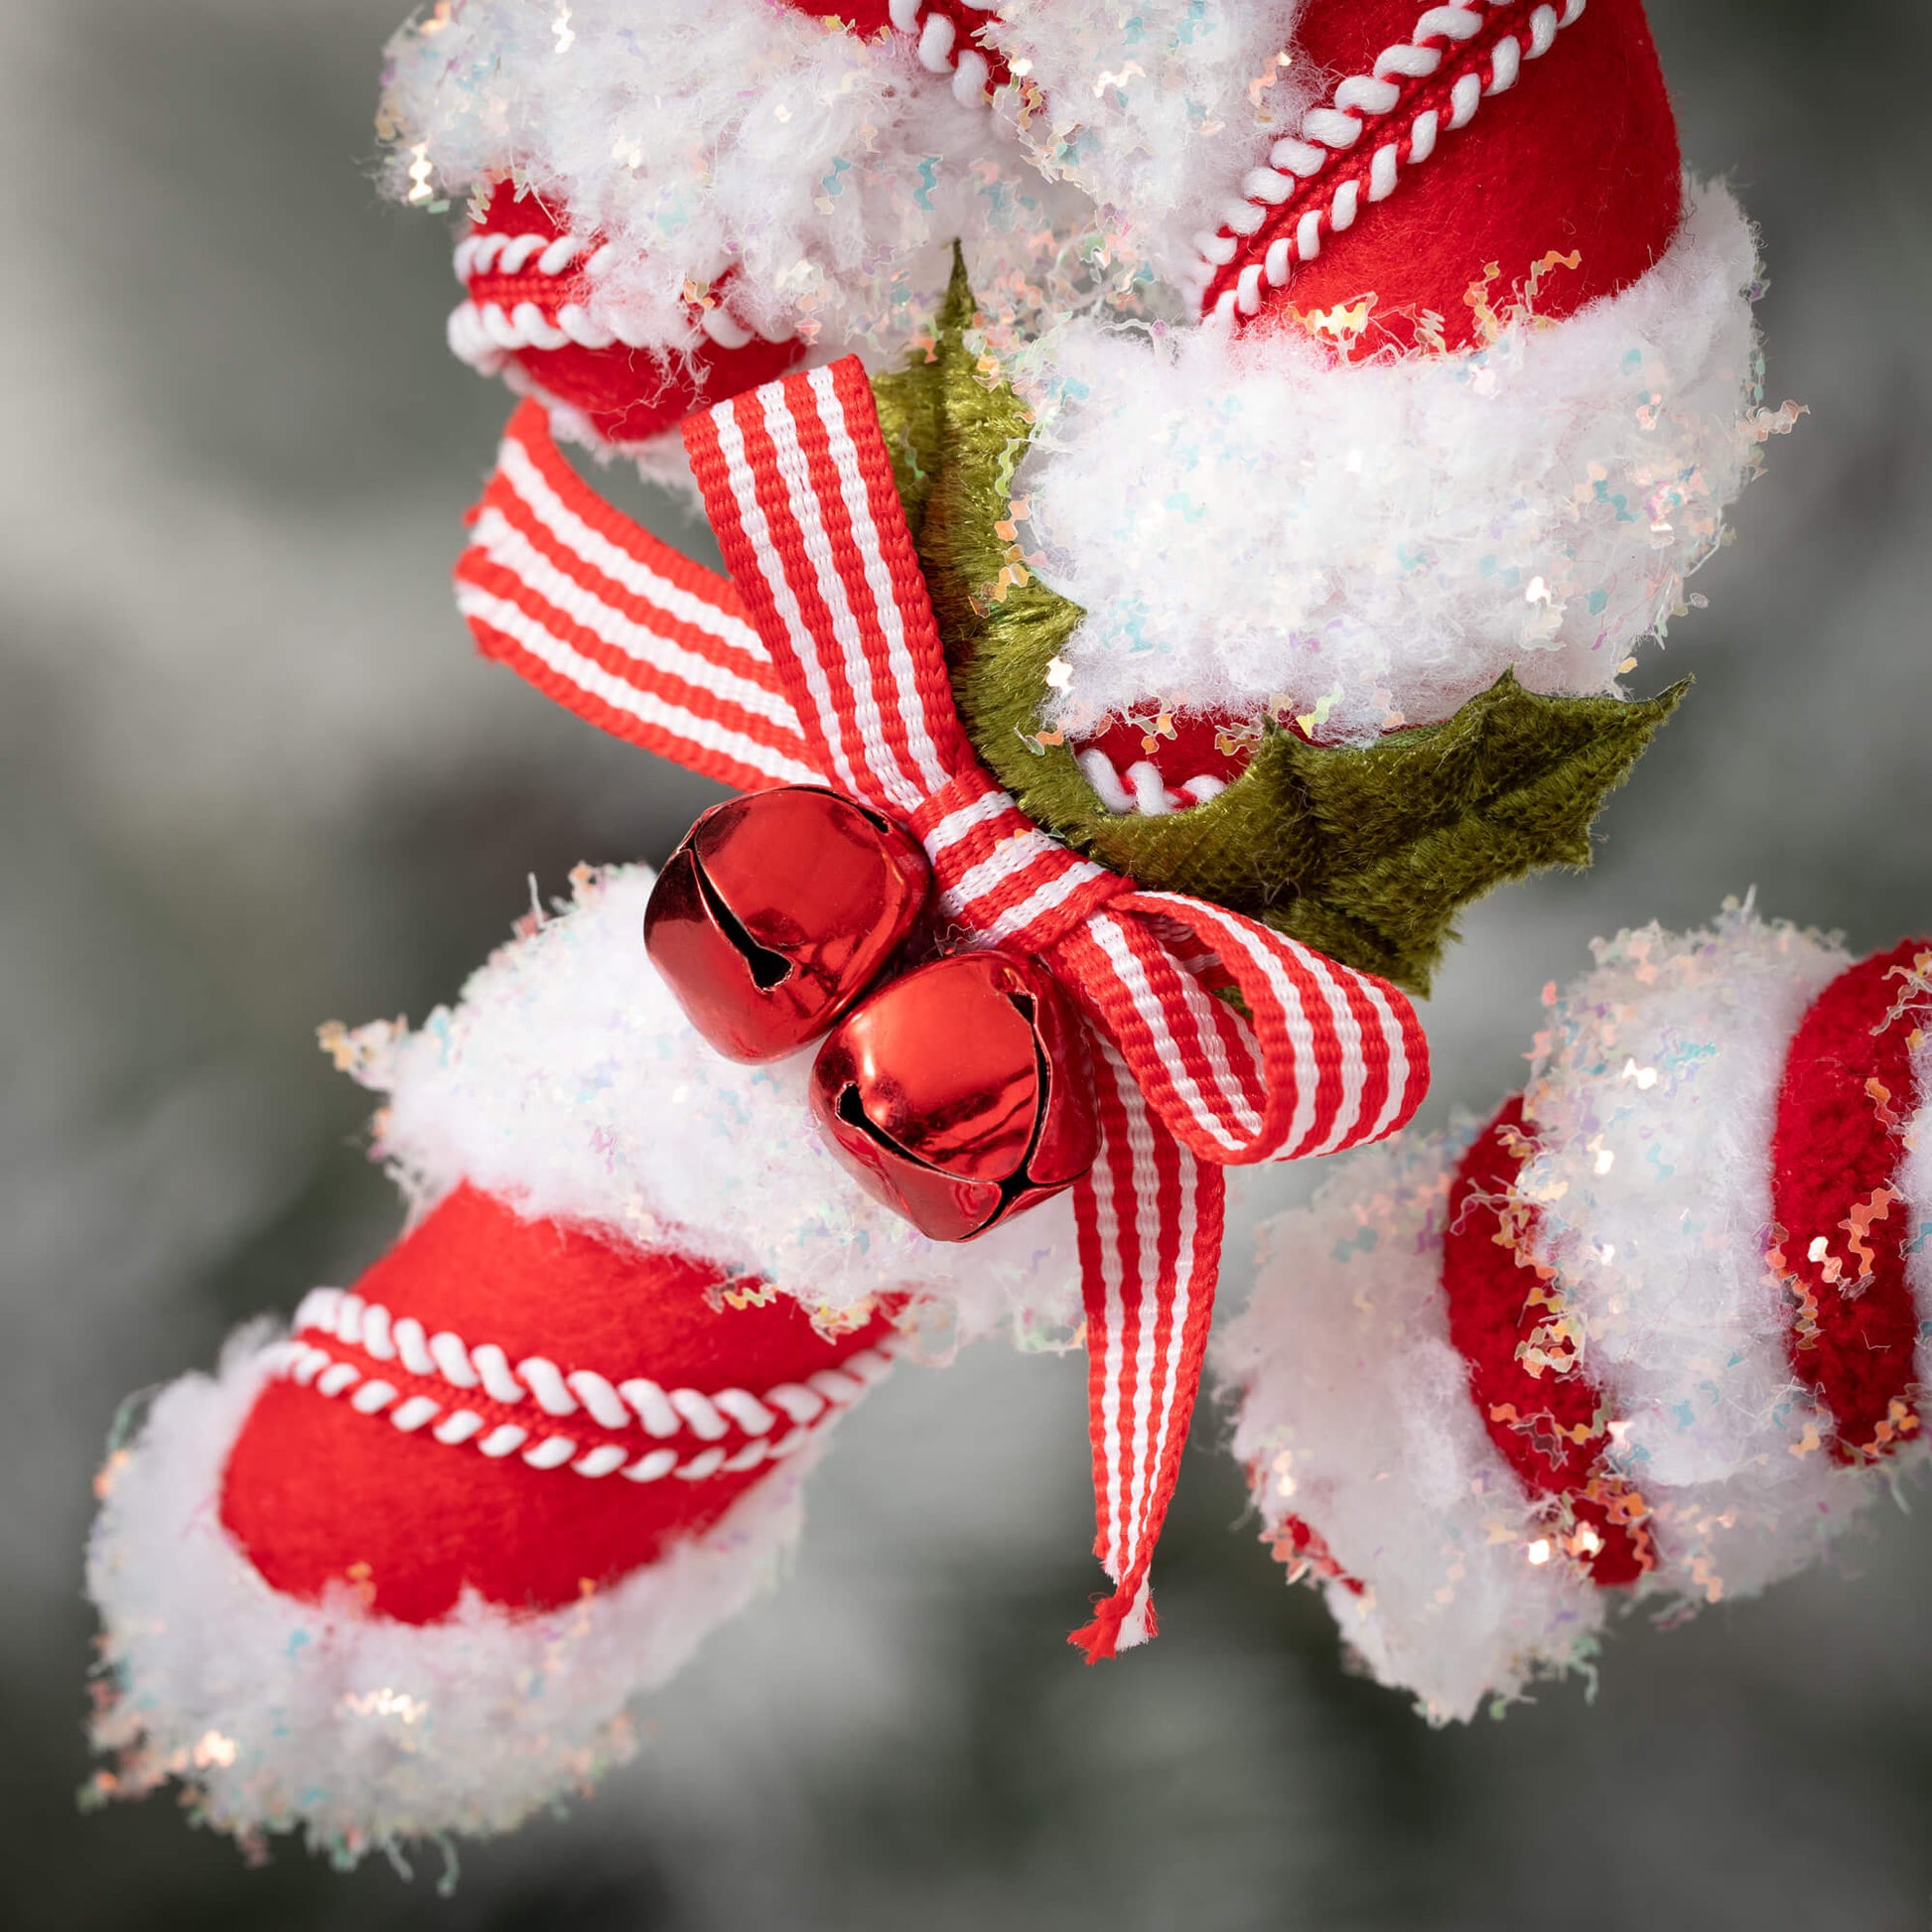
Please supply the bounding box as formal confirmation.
[5,1,1930,1926]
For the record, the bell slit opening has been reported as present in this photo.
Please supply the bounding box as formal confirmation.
[691,850,793,991]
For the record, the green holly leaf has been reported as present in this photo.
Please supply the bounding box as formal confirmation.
[868,269,961,544]
[1095,673,1686,994]
[870,262,1687,997]
[871,248,1081,682]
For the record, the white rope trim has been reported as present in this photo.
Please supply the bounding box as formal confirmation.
[449,296,786,365]
[449,295,787,362]
[450,226,788,371]
[890,0,1000,105]
[1194,0,1587,321]
[280,1287,897,1481]
[454,229,603,283]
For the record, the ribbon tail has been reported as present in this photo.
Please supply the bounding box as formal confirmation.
[1068,1032,1227,1662]
[455,401,821,792]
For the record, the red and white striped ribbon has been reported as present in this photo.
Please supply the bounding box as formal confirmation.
[455,400,820,793]
[683,357,1431,1656]
[1076,1035,1226,1648]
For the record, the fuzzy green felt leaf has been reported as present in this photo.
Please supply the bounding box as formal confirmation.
[872,249,1083,691]
[869,261,1686,996]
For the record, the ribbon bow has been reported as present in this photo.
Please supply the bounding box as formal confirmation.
[458,359,1429,1656]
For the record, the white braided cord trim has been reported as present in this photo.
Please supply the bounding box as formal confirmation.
[454,229,603,284]
[451,231,787,369]
[1193,0,1587,323]
[448,293,783,365]
[890,0,1003,105]
[275,1286,897,1482]
[450,296,739,367]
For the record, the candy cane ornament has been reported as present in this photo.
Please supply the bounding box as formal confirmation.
[83,0,1812,1868]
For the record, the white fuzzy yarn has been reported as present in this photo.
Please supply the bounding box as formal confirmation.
[1218,907,1925,1719]
[380,0,1101,361]
[87,1325,812,1857]
[382,0,1309,354]
[1215,1127,1603,1723]
[986,0,1314,289]
[345,865,1083,1344]
[1016,182,1797,744]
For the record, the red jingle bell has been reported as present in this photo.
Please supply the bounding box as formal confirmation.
[808,952,1097,1242]
[644,785,930,1062]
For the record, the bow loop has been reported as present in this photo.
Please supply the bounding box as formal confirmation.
[684,359,975,818]
[1053,891,1430,1168]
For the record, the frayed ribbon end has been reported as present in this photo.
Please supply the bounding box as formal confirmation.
[1067,1584,1158,1663]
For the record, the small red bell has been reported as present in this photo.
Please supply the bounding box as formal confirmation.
[645,786,930,1062]
[808,952,1097,1242]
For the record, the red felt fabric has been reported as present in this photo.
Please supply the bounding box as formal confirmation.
[516,336,809,449]
[1267,1511,1365,1597]
[1074,713,1259,794]
[1441,1096,1649,1587]
[1771,941,1932,1461]
[464,183,806,446]
[1256,0,1682,353]
[469,178,570,239]
[788,0,897,34]
[220,1185,897,1623]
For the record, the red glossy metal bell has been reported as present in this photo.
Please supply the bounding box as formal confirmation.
[808,952,1098,1242]
[645,786,929,1062]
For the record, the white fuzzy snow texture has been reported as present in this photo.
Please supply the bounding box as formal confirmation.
[1218,906,1924,1720]
[1214,1125,1604,1724]
[1514,904,1866,1608]
[378,0,1215,365]
[383,0,1039,356]
[1017,182,1798,745]
[342,865,1083,1345]
[87,1326,811,1859]
[985,0,1313,289]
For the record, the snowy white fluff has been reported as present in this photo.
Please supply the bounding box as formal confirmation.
[1214,1126,1605,1723]
[383,0,1033,354]
[1513,906,1865,1605]
[382,0,1320,359]
[1217,905,1932,1720]
[87,1326,816,1860]
[985,0,1314,289]
[380,0,1228,363]
[1015,182,1799,745]
[338,864,1084,1345]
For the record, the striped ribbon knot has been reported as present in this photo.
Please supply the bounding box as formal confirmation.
[455,358,1430,1657]
[902,761,1422,1169]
